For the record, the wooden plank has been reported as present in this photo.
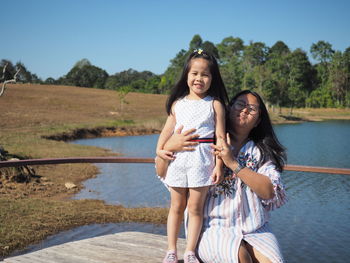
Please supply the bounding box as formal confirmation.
[0,157,154,168]
[284,164,350,175]
[2,232,186,263]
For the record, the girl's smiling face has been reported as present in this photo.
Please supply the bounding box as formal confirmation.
[187,58,212,99]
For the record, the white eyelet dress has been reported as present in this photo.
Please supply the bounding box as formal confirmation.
[163,96,215,188]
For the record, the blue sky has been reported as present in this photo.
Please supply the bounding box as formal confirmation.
[1,0,349,80]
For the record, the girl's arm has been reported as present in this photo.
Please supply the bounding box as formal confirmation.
[155,113,176,178]
[211,100,226,184]
[156,113,176,160]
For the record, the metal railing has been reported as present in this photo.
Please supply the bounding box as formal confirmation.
[0,157,350,175]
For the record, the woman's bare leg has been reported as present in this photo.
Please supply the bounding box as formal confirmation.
[238,241,253,263]
[245,242,272,263]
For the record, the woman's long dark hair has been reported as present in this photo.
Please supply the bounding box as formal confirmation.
[229,90,287,172]
[166,50,229,115]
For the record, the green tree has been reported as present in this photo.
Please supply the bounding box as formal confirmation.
[264,54,289,112]
[328,51,350,107]
[162,49,188,93]
[286,49,313,111]
[116,86,131,112]
[268,41,290,58]
[202,41,219,58]
[217,36,244,63]
[15,62,33,83]
[216,37,244,97]
[45,77,56,84]
[242,41,269,92]
[189,34,203,51]
[310,41,335,64]
[65,64,108,88]
[0,60,16,80]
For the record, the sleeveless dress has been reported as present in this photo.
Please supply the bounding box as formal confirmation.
[163,96,216,188]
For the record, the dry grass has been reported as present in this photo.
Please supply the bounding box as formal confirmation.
[0,84,169,258]
[0,198,168,258]
[0,83,349,258]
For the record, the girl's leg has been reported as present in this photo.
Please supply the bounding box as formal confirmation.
[167,187,188,251]
[185,186,209,252]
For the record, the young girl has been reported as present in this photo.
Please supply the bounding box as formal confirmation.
[156,49,229,263]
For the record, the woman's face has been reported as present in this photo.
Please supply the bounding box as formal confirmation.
[229,93,260,133]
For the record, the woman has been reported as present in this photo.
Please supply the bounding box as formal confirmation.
[156,90,287,263]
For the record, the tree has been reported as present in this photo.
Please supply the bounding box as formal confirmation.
[286,49,313,111]
[0,60,16,81]
[217,37,244,63]
[15,62,32,83]
[264,54,289,112]
[65,63,108,88]
[242,41,269,92]
[310,41,335,64]
[328,51,349,107]
[162,49,188,93]
[189,34,203,51]
[202,41,219,58]
[242,41,269,70]
[45,77,56,84]
[268,41,290,58]
[215,37,244,97]
[116,86,131,112]
[143,75,161,93]
[74,58,91,68]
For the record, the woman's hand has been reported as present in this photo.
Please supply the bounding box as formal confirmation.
[164,125,200,152]
[212,133,235,168]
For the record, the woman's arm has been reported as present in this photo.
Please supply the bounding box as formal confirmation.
[213,136,274,200]
[155,126,199,177]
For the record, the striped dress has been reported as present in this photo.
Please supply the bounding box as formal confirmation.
[188,140,287,263]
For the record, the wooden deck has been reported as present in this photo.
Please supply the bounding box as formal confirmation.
[2,232,187,263]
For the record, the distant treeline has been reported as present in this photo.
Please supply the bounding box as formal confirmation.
[1,34,349,108]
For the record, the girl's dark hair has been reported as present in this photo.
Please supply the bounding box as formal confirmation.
[229,90,287,172]
[166,50,229,114]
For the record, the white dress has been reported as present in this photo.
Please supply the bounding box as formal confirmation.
[163,96,215,188]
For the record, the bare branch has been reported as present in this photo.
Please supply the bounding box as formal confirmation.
[1,63,8,81]
[0,66,21,97]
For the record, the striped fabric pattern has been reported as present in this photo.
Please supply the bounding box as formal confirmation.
[190,141,286,263]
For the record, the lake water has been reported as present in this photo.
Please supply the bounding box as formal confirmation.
[20,121,350,262]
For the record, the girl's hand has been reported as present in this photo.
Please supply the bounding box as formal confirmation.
[156,149,175,161]
[211,166,224,184]
[164,125,200,152]
[211,133,235,167]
